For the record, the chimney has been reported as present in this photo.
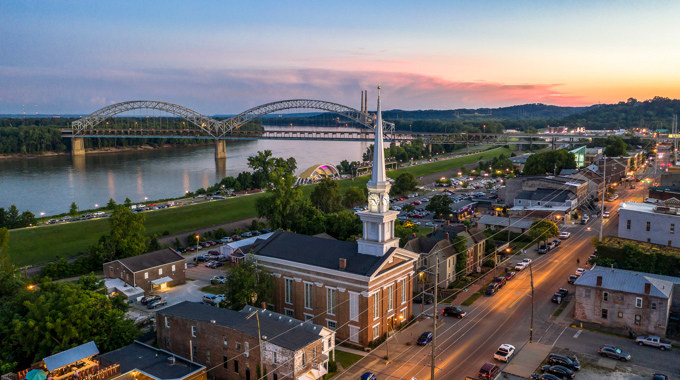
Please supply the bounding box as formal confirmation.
[360,91,364,113]
[168,356,176,365]
[596,276,602,286]
[261,302,267,310]
[445,232,450,241]
[339,258,347,270]
[364,90,368,113]
[644,282,651,295]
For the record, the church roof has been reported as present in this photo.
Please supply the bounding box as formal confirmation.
[252,230,403,276]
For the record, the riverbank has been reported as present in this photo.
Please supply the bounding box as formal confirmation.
[0,142,212,160]
[7,147,514,266]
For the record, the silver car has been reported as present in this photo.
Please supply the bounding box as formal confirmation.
[598,345,631,361]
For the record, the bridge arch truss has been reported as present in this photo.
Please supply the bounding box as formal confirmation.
[71,101,221,136]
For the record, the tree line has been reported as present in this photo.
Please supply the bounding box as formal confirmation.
[0,206,36,229]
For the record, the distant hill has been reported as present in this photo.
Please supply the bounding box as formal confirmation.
[383,103,592,121]
[559,97,680,130]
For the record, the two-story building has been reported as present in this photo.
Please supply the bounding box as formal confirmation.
[404,236,457,290]
[103,249,186,294]
[157,302,334,380]
[573,267,680,337]
[618,201,680,248]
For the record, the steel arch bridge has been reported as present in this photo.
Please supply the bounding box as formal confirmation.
[71,99,394,138]
[71,101,221,136]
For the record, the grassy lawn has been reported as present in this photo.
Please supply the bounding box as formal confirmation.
[326,350,364,378]
[200,285,224,295]
[9,147,514,266]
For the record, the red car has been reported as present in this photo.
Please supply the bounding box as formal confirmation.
[413,201,422,205]
[231,235,241,241]
[505,271,516,281]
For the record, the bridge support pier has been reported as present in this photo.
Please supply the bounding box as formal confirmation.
[215,139,227,161]
[72,137,85,156]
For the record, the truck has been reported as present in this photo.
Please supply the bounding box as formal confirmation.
[493,344,515,362]
[636,336,672,350]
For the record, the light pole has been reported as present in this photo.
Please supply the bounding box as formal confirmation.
[599,156,606,242]
[194,234,200,262]
[40,212,45,224]
[246,309,264,380]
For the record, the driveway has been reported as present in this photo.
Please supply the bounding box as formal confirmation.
[129,275,211,316]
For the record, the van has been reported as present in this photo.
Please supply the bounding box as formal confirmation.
[581,215,590,225]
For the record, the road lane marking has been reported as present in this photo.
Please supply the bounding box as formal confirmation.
[573,329,582,338]
[553,326,568,347]
[537,323,554,343]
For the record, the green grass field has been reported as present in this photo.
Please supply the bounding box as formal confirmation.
[8,147,513,266]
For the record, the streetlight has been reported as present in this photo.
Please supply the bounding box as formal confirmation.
[194,235,200,263]
[95,204,98,209]
[40,212,45,223]
[246,309,265,379]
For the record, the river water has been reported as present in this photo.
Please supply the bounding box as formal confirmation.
[0,126,370,216]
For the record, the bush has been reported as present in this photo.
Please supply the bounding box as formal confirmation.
[327,360,338,373]
[162,230,170,236]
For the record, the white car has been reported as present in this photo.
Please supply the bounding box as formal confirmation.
[575,268,585,276]
[514,262,527,271]
[522,258,532,265]
[392,206,402,211]
[494,344,516,362]
[425,222,438,227]
[559,232,571,239]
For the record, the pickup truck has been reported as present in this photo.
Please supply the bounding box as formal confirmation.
[636,336,672,350]
[494,344,515,362]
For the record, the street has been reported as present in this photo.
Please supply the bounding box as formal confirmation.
[341,147,680,379]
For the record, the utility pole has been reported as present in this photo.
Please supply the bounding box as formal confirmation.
[529,262,535,343]
[431,257,439,380]
[599,156,606,242]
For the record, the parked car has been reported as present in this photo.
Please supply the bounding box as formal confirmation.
[195,255,207,262]
[653,374,669,380]
[540,365,575,379]
[485,283,499,296]
[538,245,549,254]
[551,293,564,304]
[251,230,262,236]
[147,299,167,309]
[505,271,516,281]
[530,374,561,380]
[567,275,578,284]
[598,345,632,361]
[552,239,561,247]
[359,373,377,380]
[211,275,226,285]
[207,250,220,256]
[205,261,224,268]
[140,295,161,305]
[478,363,500,380]
[260,228,272,234]
[417,332,433,346]
[636,336,672,350]
[493,276,507,289]
[547,354,580,371]
[523,258,532,265]
[220,237,233,243]
[515,262,528,271]
[442,306,466,319]
[413,296,433,305]
[575,268,585,276]
[559,232,571,239]
[547,241,556,250]
[494,344,515,362]
[241,231,253,238]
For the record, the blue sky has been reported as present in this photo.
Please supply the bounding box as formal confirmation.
[2,1,680,114]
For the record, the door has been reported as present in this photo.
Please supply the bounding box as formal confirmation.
[245,368,250,380]
[349,325,359,343]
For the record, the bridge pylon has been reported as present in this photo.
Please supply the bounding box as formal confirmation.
[215,139,227,162]
[72,137,85,156]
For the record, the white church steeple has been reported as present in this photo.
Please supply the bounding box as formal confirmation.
[357,86,400,257]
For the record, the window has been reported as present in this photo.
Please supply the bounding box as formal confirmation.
[635,314,641,325]
[585,289,591,298]
[236,342,241,351]
[327,288,336,315]
[109,267,114,274]
[601,309,608,319]
[273,352,277,364]
[304,283,313,309]
[192,344,197,361]
[648,238,651,243]
[518,200,522,204]
[285,278,293,304]
[349,292,359,322]
[618,311,623,318]
[327,320,336,330]
[302,352,306,366]
[387,285,394,311]
[652,302,657,310]
[373,325,380,339]
[305,314,313,321]
[636,297,643,308]
[627,220,631,230]
[159,268,163,275]
[669,240,672,247]
[671,224,675,234]
[373,293,379,320]
[646,221,651,231]
[244,342,249,357]
[223,356,228,370]
[206,350,210,365]
[172,264,176,272]
[603,292,608,302]
[165,336,171,348]
[191,325,196,337]
[234,360,239,373]
[285,309,294,317]
[273,374,278,380]
[144,272,148,279]
[165,317,169,328]
[313,347,317,360]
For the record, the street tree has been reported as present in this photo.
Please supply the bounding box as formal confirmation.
[604,137,627,157]
[342,186,366,208]
[425,195,453,217]
[108,205,147,259]
[255,168,307,231]
[223,255,275,310]
[247,150,275,187]
[528,220,559,246]
[391,172,419,195]
[324,210,362,241]
[69,202,78,217]
[402,204,416,213]
[124,197,132,207]
[523,149,577,175]
[106,198,117,210]
[310,178,343,213]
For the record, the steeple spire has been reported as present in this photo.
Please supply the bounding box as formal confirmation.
[369,85,387,185]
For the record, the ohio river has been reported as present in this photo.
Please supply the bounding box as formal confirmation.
[0,131,370,216]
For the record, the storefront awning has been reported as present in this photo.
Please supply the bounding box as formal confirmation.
[151,276,173,286]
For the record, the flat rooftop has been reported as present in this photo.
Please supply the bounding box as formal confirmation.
[101,341,204,380]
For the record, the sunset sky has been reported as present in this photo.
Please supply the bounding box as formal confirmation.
[2,1,680,114]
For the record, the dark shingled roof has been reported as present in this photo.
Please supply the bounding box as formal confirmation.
[113,249,185,273]
[516,188,576,203]
[100,341,203,380]
[252,230,394,276]
[159,302,326,351]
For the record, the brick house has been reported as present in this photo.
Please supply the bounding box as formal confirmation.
[103,249,186,294]
[404,237,457,291]
[573,267,680,337]
[250,230,418,348]
[156,302,335,380]
[428,225,487,275]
